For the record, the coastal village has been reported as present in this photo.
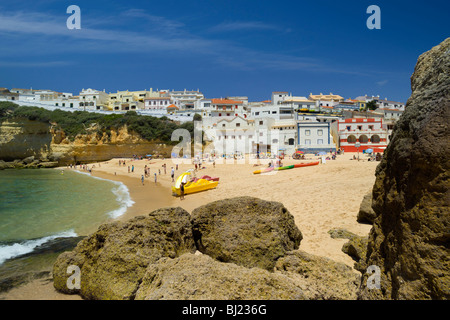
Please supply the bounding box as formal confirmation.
[0,87,405,157]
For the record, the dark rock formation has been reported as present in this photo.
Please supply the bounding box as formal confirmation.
[190,196,303,271]
[53,207,196,300]
[358,38,450,300]
[135,253,306,300]
[357,192,376,224]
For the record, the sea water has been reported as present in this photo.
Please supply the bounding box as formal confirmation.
[0,169,134,265]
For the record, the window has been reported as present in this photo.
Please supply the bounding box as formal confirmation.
[317,139,323,144]
[227,113,230,116]
[236,123,240,127]
[305,130,310,136]
[272,139,278,143]
[259,121,263,125]
[272,111,277,114]
[347,135,357,143]
[369,125,374,130]
[357,125,363,130]
[255,112,259,116]
[305,139,311,145]
[222,124,226,127]
[359,135,368,143]
[288,138,295,145]
[370,135,380,143]
[346,126,351,131]
[318,129,323,136]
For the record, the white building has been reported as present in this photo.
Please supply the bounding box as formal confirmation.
[374,107,403,121]
[144,97,180,111]
[79,88,109,110]
[208,116,255,156]
[297,121,336,153]
[355,95,405,110]
[168,89,204,109]
[269,119,297,155]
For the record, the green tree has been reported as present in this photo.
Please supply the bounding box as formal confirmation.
[366,100,378,111]
[193,113,202,121]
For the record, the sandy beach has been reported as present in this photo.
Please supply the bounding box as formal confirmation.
[1,152,379,300]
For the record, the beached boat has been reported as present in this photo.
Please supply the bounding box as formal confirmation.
[276,165,294,171]
[252,167,275,174]
[171,171,219,196]
[253,161,319,174]
[292,161,320,168]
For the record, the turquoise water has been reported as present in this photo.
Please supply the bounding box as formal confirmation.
[0,169,134,264]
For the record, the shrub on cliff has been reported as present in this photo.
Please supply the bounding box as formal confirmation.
[0,102,194,144]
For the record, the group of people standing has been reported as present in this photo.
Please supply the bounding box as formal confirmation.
[139,162,178,186]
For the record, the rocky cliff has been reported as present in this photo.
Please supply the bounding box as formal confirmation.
[0,119,173,167]
[358,38,450,299]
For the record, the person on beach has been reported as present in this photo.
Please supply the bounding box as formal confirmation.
[154,173,157,184]
[180,182,185,200]
[176,164,178,170]
[141,175,144,185]
[171,167,175,182]
[132,165,134,173]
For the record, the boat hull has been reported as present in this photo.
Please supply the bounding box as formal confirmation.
[172,180,219,196]
[253,161,319,174]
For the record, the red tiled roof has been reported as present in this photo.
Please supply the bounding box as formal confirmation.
[211,98,243,105]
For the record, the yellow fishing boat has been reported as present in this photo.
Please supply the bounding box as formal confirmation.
[171,170,219,196]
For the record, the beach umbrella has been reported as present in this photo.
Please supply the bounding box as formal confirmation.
[295,150,304,154]
[365,149,373,154]
[318,151,327,156]
[146,154,152,157]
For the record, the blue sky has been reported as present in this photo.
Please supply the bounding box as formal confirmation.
[0,0,448,102]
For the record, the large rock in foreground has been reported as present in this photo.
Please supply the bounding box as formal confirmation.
[191,196,303,271]
[274,251,360,300]
[358,38,450,300]
[53,207,196,300]
[135,253,306,300]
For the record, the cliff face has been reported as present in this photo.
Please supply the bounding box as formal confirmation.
[0,119,52,161]
[0,119,173,165]
[358,38,450,299]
